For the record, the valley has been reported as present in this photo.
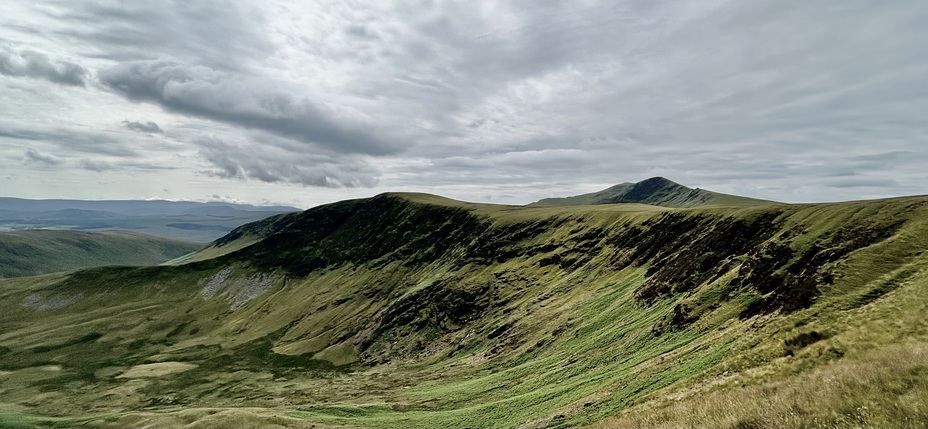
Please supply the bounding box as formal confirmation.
[1,188,927,428]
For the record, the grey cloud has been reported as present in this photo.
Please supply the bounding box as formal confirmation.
[828,178,900,189]
[24,148,62,166]
[99,58,401,155]
[112,2,928,201]
[345,24,380,41]
[0,47,88,86]
[397,147,642,189]
[468,118,489,129]
[1,124,140,157]
[0,128,42,141]
[79,159,114,172]
[122,120,162,134]
[56,133,139,158]
[494,7,917,127]
[3,1,928,205]
[122,161,177,171]
[196,135,377,188]
[340,2,645,119]
[79,159,174,172]
[848,151,928,165]
[825,170,860,178]
[43,1,271,71]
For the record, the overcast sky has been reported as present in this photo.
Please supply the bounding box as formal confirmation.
[2,1,927,208]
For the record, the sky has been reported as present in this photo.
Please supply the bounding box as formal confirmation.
[1,1,927,209]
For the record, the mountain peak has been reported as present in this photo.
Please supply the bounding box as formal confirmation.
[638,176,675,186]
[531,177,776,208]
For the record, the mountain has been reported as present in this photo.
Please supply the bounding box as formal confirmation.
[0,230,203,278]
[1,191,927,428]
[531,176,777,208]
[0,198,300,242]
[0,197,297,215]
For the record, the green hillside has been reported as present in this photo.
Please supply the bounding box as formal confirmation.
[0,230,203,278]
[532,176,777,208]
[1,193,927,428]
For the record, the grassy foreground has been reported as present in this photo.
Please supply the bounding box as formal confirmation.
[1,193,927,428]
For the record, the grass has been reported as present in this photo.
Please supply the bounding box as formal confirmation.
[1,193,928,427]
[0,410,42,429]
[29,332,103,354]
[602,272,928,428]
[0,230,203,278]
[606,343,928,429]
[0,407,109,429]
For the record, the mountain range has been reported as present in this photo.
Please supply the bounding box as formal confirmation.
[1,179,926,428]
[0,198,299,242]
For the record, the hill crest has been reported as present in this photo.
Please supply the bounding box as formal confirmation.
[531,176,777,208]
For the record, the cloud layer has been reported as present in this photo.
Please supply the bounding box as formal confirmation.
[196,134,377,188]
[0,47,88,86]
[99,58,399,155]
[0,0,927,206]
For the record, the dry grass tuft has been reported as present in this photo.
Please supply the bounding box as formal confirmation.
[603,342,928,428]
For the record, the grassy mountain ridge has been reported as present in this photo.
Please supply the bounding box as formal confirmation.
[0,230,203,278]
[532,176,777,208]
[1,193,927,428]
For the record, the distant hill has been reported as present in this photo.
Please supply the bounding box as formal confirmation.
[0,230,203,278]
[0,198,300,242]
[531,176,777,208]
[0,198,296,215]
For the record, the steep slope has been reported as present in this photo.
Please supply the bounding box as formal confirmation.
[1,193,927,428]
[532,176,776,208]
[0,230,203,278]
